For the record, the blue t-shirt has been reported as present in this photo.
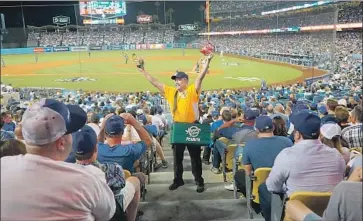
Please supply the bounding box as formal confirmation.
[145,125,158,137]
[211,120,223,133]
[216,126,242,140]
[97,141,147,173]
[242,136,293,171]
[2,122,16,132]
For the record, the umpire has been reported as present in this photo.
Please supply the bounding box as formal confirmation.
[137,55,213,193]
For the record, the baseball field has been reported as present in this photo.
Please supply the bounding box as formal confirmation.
[0,49,325,92]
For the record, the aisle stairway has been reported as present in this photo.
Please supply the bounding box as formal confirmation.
[140,137,264,221]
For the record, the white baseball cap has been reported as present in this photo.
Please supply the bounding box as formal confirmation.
[136,109,144,115]
[338,99,347,107]
[320,123,341,139]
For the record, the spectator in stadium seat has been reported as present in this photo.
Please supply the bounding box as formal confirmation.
[320,123,350,163]
[342,105,363,148]
[87,112,101,136]
[211,110,241,174]
[1,99,116,221]
[74,125,142,221]
[0,116,14,141]
[232,109,259,144]
[285,167,362,221]
[1,112,16,132]
[0,139,26,158]
[270,103,289,124]
[259,110,346,221]
[97,113,152,173]
[202,110,223,165]
[234,116,292,212]
[139,114,169,168]
[272,116,288,137]
[321,99,339,124]
[335,106,351,130]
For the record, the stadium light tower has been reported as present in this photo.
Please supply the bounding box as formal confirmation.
[0,13,7,49]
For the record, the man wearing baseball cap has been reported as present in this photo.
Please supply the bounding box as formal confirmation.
[74,125,143,221]
[232,109,259,144]
[97,113,152,173]
[258,110,345,221]
[1,99,116,221]
[137,53,213,193]
[234,116,292,212]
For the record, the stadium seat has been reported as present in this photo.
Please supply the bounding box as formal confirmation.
[271,191,332,221]
[124,170,131,179]
[284,192,332,221]
[216,137,231,182]
[232,143,245,199]
[350,147,362,154]
[245,168,272,219]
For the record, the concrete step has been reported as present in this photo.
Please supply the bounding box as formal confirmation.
[140,199,263,221]
[154,155,212,173]
[149,171,225,185]
[145,183,234,201]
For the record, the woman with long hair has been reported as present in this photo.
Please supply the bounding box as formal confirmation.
[320,123,350,163]
[273,116,288,137]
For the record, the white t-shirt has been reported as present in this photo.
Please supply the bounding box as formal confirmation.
[151,115,164,131]
[1,154,116,221]
[87,123,101,136]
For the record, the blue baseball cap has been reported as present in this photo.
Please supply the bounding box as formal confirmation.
[293,104,310,113]
[211,111,219,117]
[105,115,125,136]
[137,114,147,125]
[74,125,97,157]
[21,98,87,145]
[255,116,273,131]
[310,103,318,111]
[289,110,321,137]
[244,109,259,120]
[318,105,328,115]
[171,71,188,80]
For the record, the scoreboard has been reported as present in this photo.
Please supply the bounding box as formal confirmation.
[79,1,126,18]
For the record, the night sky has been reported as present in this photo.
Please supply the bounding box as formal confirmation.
[0,1,205,28]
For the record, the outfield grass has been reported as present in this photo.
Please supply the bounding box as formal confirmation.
[0,49,302,92]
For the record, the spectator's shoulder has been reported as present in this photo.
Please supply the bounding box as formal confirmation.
[276,136,293,144]
[133,141,147,148]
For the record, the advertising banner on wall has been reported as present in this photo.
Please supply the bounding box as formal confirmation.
[123,45,130,50]
[53,16,70,26]
[109,45,122,50]
[141,44,147,49]
[89,46,102,50]
[136,44,141,50]
[137,14,152,24]
[53,47,70,52]
[34,47,52,53]
[70,46,88,52]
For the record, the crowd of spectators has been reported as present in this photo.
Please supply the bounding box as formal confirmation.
[2,2,362,220]
[1,69,362,220]
[30,27,176,47]
[207,2,361,33]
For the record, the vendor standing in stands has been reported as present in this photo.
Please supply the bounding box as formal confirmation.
[137,54,213,193]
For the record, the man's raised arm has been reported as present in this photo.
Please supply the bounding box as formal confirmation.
[195,55,213,93]
[138,68,164,94]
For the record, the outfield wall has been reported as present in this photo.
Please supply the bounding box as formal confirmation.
[0,43,193,55]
